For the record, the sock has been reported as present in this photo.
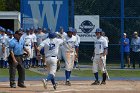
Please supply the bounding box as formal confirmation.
[46,74,53,81]
[4,61,7,68]
[51,78,56,85]
[102,73,107,82]
[65,70,69,81]
[94,72,98,81]
[68,71,71,79]
[74,61,77,68]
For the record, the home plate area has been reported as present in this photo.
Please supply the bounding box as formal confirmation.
[0,80,140,93]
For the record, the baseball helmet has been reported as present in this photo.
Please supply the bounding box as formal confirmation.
[48,32,56,38]
[95,28,102,33]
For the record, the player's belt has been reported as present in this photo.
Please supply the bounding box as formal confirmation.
[46,56,56,58]
[25,45,31,46]
[95,53,103,55]
[95,54,100,55]
[14,55,23,57]
[51,56,56,57]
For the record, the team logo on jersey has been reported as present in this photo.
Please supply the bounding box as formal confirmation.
[79,20,95,34]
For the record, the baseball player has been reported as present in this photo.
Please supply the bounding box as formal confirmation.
[61,27,78,86]
[21,28,33,69]
[5,29,14,68]
[29,27,37,67]
[0,26,8,68]
[91,28,108,85]
[36,27,47,67]
[56,27,67,71]
[37,32,63,90]
[73,28,80,69]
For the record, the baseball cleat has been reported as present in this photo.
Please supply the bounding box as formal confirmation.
[10,84,16,88]
[65,81,71,86]
[100,81,106,85]
[53,84,57,90]
[91,80,100,85]
[42,79,47,89]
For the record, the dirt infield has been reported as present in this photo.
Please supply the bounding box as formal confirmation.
[0,80,140,93]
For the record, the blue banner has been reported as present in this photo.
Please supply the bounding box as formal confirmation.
[21,0,68,32]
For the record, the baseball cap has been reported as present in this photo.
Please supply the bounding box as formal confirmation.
[95,28,102,33]
[134,31,138,35]
[9,30,14,35]
[6,29,11,33]
[73,28,77,33]
[123,33,126,36]
[19,28,24,31]
[26,28,30,32]
[67,27,74,32]
[38,27,42,30]
[0,26,3,31]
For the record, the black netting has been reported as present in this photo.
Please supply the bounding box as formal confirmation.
[75,0,120,17]
[74,0,140,67]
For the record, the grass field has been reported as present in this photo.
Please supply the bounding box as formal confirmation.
[72,69,140,78]
[1,68,140,78]
[0,68,44,77]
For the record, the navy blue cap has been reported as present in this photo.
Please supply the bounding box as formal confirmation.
[19,28,24,31]
[1,28,6,32]
[95,28,102,33]
[26,28,30,32]
[6,29,11,33]
[0,26,3,31]
[38,27,42,30]
[48,32,56,38]
[9,30,14,35]
[30,26,35,30]
[68,27,74,32]
[73,28,77,33]
[6,29,14,34]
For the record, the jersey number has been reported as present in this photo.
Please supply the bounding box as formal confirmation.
[49,44,55,50]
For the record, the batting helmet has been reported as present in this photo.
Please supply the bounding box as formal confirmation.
[48,32,56,38]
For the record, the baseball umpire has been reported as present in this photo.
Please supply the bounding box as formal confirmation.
[91,28,108,85]
[8,30,30,88]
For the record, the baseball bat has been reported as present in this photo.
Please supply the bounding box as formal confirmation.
[100,57,110,80]
[76,59,80,70]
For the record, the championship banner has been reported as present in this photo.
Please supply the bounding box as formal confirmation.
[75,15,99,42]
[21,0,68,32]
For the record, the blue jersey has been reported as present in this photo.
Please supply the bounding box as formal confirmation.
[123,38,130,52]
[9,38,25,55]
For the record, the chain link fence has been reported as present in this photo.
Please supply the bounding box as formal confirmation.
[74,0,140,68]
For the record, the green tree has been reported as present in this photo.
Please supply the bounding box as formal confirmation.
[5,0,20,11]
[0,0,6,11]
